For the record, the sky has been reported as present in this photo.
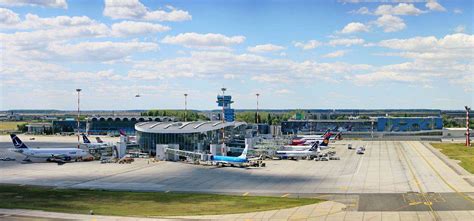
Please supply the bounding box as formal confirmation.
[0,0,472,110]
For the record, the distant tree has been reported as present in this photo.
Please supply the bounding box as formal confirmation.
[336,115,348,120]
[17,123,28,132]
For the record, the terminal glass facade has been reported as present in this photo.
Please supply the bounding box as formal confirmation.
[281,117,443,134]
[136,125,246,154]
[281,120,374,134]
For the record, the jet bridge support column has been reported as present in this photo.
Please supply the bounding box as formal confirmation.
[156,144,167,160]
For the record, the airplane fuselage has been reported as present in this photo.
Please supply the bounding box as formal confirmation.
[211,155,248,164]
[16,148,88,159]
[84,143,109,149]
[276,150,319,158]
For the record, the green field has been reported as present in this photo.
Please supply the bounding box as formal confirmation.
[0,185,323,217]
[0,121,26,131]
[431,143,474,174]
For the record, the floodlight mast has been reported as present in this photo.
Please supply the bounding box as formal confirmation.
[76,89,81,149]
[466,106,471,147]
[184,93,188,122]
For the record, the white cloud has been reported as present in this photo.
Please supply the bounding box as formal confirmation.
[0,7,19,25]
[275,89,294,94]
[340,22,369,34]
[453,9,462,14]
[352,71,426,85]
[373,15,406,32]
[161,32,245,49]
[322,50,348,58]
[1,13,97,29]
[0,0,67,9]
[450,74,474,92]
[127,51,372,82]
[293,40,321,50]
[352,7,370,15]
[454,25,466,33]
[103,0,191,22]
[426,0,446,12]
[377,33,474,53]
[374,3,425,16]
[251,75,291,83]
[0,23,109,50]
[0,12,169,38]
[46,41,159,62]
[111,21,170,37]
[247,44,285,53]
[359,33,474,90]
[328,38,364,46]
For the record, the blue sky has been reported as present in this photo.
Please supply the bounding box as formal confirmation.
[0,0,472,110]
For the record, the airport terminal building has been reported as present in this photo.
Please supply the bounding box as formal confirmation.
[135,121,247,154]
[86,116,174,135]
[281,117,443,134]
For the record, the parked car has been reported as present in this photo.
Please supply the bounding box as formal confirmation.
[356,147,365,154]
[348,144,352,149]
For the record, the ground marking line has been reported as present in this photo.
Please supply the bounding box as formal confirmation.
[412,142,474,203]
[397,142,439,221]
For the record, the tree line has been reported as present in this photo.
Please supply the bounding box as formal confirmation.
[142,110,209,121]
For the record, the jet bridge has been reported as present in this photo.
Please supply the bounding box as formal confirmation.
[156,144,211,161]
[164,148,210,161]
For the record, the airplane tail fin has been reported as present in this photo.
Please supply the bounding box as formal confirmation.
[96,137,104,143]
[238,145,249,158]
[320,137,330,146]
[82,134,91,143]
[119,129,127,136]
[323,132,332,139]
[10,134,28,149]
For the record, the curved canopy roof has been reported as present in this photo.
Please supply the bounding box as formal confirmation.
[135,121,247,134]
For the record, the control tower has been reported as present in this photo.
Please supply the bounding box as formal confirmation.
[216,95,235,122]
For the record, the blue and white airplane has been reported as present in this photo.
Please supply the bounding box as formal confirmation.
[210,145,249,166]
[276,142,321,159]
[10,134,89,165]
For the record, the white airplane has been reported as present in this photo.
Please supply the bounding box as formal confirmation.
[95,137,105,143]
[276,143,321,159]
[284,136,331,151]
[10,134,89,165]
[119,129,136,144]
[82,134,109,148]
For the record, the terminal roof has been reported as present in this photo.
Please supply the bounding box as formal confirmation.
[135,121,246,134]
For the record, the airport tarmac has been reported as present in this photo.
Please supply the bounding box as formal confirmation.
[1,136,474,218]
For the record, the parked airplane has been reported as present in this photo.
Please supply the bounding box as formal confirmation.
[276,142,321,159]
[96,137,104,143]
[285,135,331,151]
[82,134,109,148]
[119,129,136,144]
[10,134,89,165]
[211,145,249,166]
[290,130,334,145]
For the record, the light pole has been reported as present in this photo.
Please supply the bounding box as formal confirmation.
[256,93,260,136]
[76,89,81,149]
[256,93,260,124]
[184,93,188,122]
[466,106,471,147]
